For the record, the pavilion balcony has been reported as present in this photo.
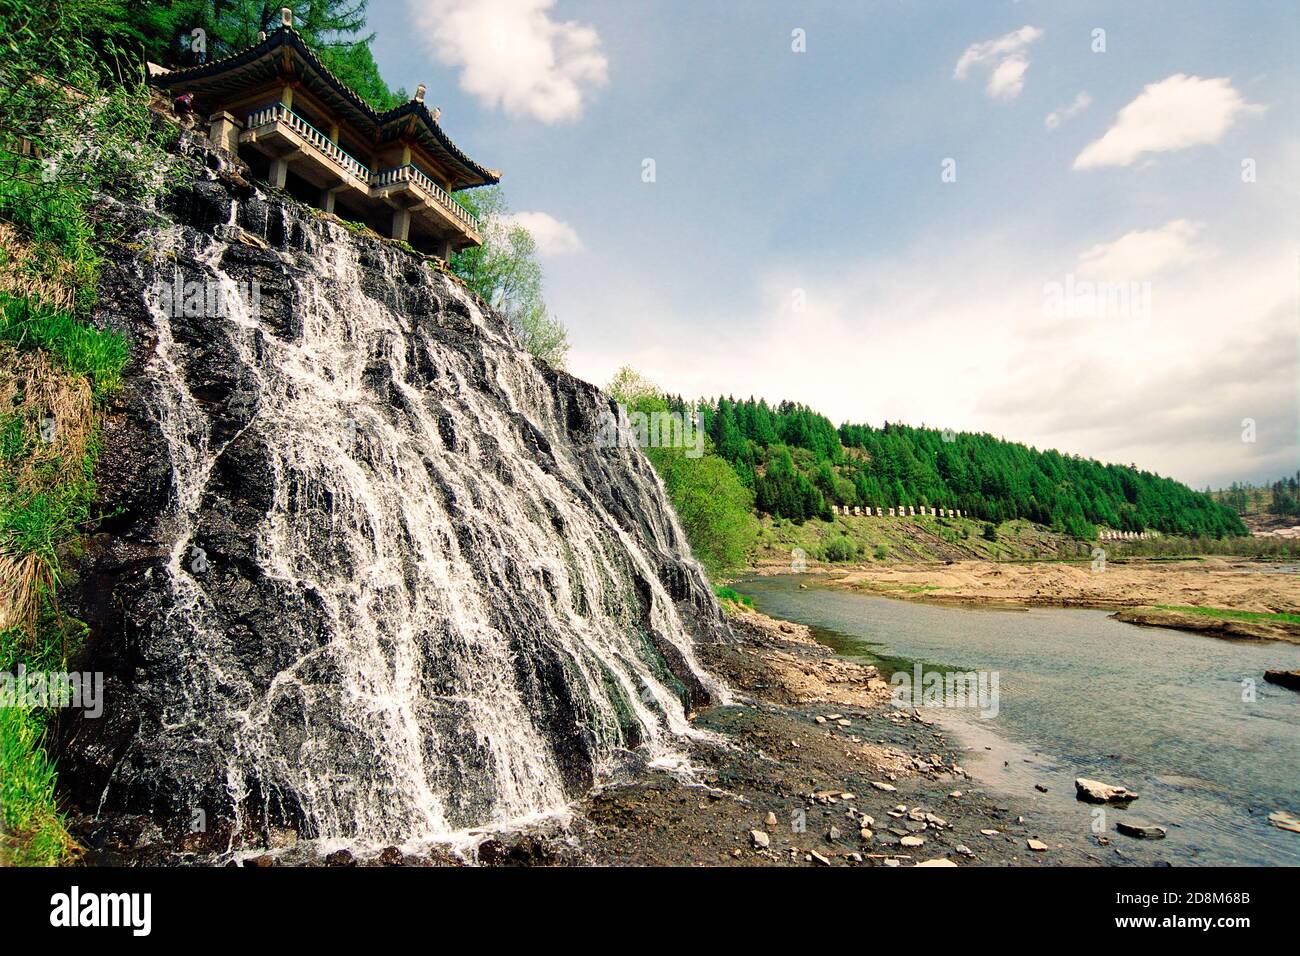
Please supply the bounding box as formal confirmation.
[241,103,372,198]
[372,163,482,246]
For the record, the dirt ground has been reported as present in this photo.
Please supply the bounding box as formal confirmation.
[826,557,1300,643]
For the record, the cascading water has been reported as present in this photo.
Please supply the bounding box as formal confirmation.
[58,155,730,857]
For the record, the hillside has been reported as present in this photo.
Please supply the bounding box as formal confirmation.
[693,397,1247,540]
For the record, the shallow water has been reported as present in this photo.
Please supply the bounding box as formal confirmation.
[739,575,1300,866]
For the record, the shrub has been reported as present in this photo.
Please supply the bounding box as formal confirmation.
[822,535,859,563]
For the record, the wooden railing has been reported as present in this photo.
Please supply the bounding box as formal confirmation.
[246,103,370,182]
[245,107,481,236]
[377,164,480,234]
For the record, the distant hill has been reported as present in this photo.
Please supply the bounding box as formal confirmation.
[1212,473,1300,517]
[689,397,1247,540]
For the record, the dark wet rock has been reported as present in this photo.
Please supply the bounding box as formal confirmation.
[324,849,357,867]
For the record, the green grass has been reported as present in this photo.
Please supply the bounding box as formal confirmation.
[1155,605,1300,626]
[0,706,71,866]
[713,584,753,608]
[0,295,127,397]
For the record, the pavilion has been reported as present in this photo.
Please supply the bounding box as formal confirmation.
[150,9,499,260]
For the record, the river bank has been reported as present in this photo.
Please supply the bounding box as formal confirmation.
[803,556,1300,644]
[554,605,1153,867]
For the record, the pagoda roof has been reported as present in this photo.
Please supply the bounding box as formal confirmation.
[151,26,500,191]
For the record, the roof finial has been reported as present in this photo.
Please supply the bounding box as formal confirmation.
[430,107,442,121]
[280,7,293,27]
[258,30,266,41]
[414,83,426,103]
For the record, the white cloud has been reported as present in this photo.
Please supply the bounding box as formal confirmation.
[954,26,1043,100]
[567,225,1295,489]
[409,0,608,124]
[1074,74,1263,169]
[986,56,1030,100]
[503,211,585,256]
[1075,219,1210,281]
[1045,91,1092,130]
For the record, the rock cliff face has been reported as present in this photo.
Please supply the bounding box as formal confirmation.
[56,139,728,857]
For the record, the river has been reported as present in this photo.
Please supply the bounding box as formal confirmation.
[739,575,1300,866]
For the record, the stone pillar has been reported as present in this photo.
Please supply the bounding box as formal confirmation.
[391,208,411,242]
[319,189,336,214]
[439,237,454,261]
[268,157,288,189]
[208,111,241,154]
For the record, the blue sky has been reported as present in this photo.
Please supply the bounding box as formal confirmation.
[367,0,1298,489]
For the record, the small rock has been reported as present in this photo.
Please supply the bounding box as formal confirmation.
[810,850,831,866]
[1075,777,1139,804]
[916,858,958,867]
[872,781,897,792]
[1034,784,1049,793]
[859,828,874,841]
[324,849,356,867]
[955,844,974,857]
[948,791,963,799]
[827,826,842,841]
[980,829,1000,836]
[750,830,770,849]
[1026,839,1049,852]
[1116,821,1167,840]
[815,716,827,725]
[765,811,778,827]
[900,835,926,847]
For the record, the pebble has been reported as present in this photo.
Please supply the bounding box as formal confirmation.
[750,830,770,849]
[900,835,926,847]
[1026,839,1049,851]
[872,781,897,792]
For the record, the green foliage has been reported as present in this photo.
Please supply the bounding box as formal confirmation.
[0,296,128,397]
[873,544,889,560]
[451,187,569,369]
[821,534,858,563]
[982,522,998,542]
[612,374,757,577]
[712,584,753,608]
[0,706,70,866]
[0,0,159,866]
[653,449,757,578]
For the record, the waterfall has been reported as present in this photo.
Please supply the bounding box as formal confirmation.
[73,182,729,855]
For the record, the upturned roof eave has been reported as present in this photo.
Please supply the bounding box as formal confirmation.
[152,26,500,189]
